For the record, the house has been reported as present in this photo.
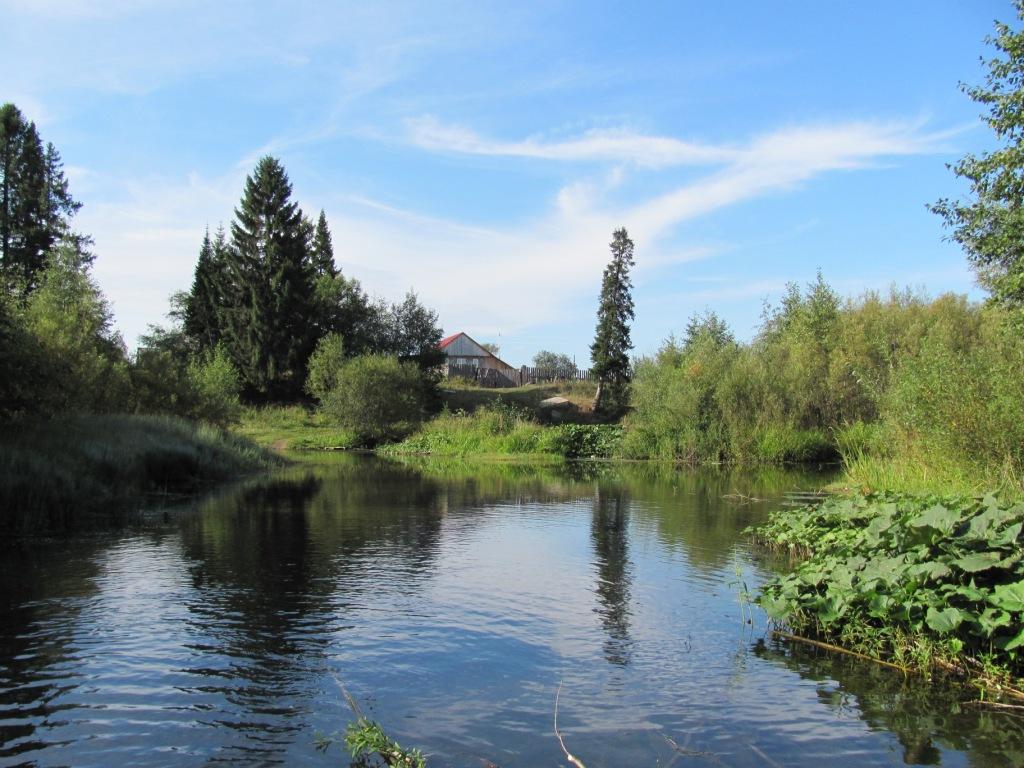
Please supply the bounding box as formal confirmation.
[439,332,518,385]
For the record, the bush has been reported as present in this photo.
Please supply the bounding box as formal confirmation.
[305,332,345,403]
[187,346,242,425]
[320,354,427,445]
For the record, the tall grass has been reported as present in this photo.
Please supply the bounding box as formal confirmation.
[0,413,281,533]
[383,404,620,458]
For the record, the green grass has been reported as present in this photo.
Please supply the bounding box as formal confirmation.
[382,404,621,459]
[441,380,597,422]
[752,492,1024,691]
[839,450,1024,500]
[234,405,359,451]
[0,413,282,533]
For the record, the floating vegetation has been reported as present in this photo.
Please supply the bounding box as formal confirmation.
[751,493,1024,688]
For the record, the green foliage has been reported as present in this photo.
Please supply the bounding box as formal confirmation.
[545,423,622,458]
[1,102,84,293]
[305,332,346,403]
[186,345,242,426]
[233,405,358,451]
[218,156,318,401]
[341,718,426,768]
[310,209,338,278]
[622,278,1002,479]
[183,226,230,351]
[591,228,635,416]
[753,493,1024,677]
[386,403,620,459]
[24,244,131,412]
[321,354,427,445]
[386,402,546,456]
[532,349,577,379]
[0,292,60,418]
[932,2,1024,308]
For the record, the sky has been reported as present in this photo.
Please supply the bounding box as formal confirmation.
[1,0,1012,366]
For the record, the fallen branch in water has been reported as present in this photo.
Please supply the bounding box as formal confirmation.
[962,699,1024,712]
[722,492,762,504]
[554,681,587,768]
[771,630,909,672]
[330,672,427,768]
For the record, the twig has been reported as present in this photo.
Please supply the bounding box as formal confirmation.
[771,630,909,672]
[749,743,786,768]
[963,699,1024,712]
[932,657,1024,702]
[663,733,715,758]
[722,492,762,504]
[331,670,365,720]
[554,680,587,768]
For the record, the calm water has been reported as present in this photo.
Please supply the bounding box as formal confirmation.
[2,456,1023,767]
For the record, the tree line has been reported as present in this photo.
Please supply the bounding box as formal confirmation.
[0,106,445,429]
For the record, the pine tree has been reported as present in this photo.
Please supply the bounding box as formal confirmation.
[311,209,338,278]
[590,228,635,416]
[223,156,317,401]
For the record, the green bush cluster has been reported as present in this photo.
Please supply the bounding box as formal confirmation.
[314,354,429,445]
[754,493,1024,676]
[623,278,1022,486]
[1,252,245,426]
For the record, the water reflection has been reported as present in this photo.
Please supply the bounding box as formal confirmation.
[590,487,633,666]
[3,456,1024,767]
[755,638,1024,768]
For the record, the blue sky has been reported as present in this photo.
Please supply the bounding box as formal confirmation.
[1,0,1011,365]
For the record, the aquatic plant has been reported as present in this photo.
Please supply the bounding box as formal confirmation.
[752,493,1024,681]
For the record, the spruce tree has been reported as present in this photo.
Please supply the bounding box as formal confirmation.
[590,228,635,416]
[224,156,317,401]
[0,104,81,293]
[183,228,224,351]
[311,209,338,278]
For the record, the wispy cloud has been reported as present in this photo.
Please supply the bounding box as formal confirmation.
[85,117,955,352]
[407,116,739,168]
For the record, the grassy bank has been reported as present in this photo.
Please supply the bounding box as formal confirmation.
[235,405,358,451]
[752,492,1024,693]
[382,404,621,458]
[0,414,282,533]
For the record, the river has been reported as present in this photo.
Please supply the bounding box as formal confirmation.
[1,455,1022,767]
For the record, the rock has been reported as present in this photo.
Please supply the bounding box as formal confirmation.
[539,396,573,410]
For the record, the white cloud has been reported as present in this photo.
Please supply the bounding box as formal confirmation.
[407,116,739,168]
[84,118,951,353]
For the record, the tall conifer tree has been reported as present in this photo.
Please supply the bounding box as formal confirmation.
[223,156,316,401]
[311,209,338,278]
[590,228,635,416]
[183,228,224,351]
[0,104,81,293]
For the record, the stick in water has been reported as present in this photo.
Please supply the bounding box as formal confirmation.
[554,680,587,768]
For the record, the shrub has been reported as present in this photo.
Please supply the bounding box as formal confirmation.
[321,354,427,444]
[305,332,345,404]
[186,346,242,425]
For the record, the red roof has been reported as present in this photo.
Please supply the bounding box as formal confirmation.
[438,332,463,349]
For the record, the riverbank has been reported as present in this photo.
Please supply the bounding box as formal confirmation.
[751,492,1024,696]
[0,414,282,533]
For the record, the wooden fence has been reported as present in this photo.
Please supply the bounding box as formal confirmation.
[445,363,595,388]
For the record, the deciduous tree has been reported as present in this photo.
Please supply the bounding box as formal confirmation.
[932,2,1024,308]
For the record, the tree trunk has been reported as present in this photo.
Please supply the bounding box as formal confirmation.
[593,378,604,414]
